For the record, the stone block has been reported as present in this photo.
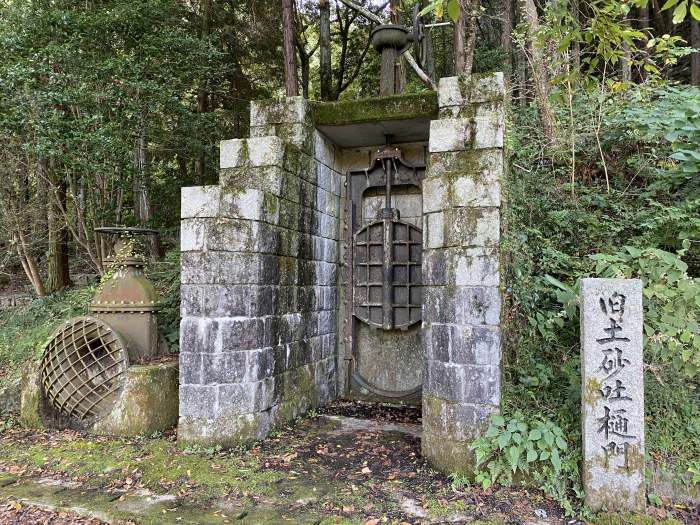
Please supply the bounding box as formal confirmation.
[313,130,338,169]
[205,218,280,254]
[470,72,505,103]
[423,395,498,441]
[92,361,179,437]
[251,96,310,127]
[245,347,275,382]
[218,379,273,415]
[200,284,276,318]
[178,411,271,447]
[179,352,203,385]
[220,166,291,197]
[220,188,280,224]
[421,428,477,475]
[0,377,20,417]
[427,323,501,366]
[180,219,207,252]
[580,278,645,512]
[422,177,447,214]
[424,247,499,287]
[454,247,500,286]
[181,186,220,219]
[180,284,204,317]
[181,252,277,285]
[201,351,247,384]
[474,112,504,149]
[437,76,466,109]
[424,208,500,249]
[179,384,218,419]
[220,137,285,170]
[425,360,500,405]
[424,285,501,326]
[429,119,471,153]
[425,150,502,209]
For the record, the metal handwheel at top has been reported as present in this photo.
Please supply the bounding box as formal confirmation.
[40,316,129,421]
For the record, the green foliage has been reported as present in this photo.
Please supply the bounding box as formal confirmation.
[634,0,700,23]
[608,85,700,195]
[0,286,94,382]
[540,0,693,81]
[420,0,462,22]
[471,414,580,514]
[592,245,700,378]
[500,81,700,511]
[145,250,181,353]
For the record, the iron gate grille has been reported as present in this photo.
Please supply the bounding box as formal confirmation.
[41,316,128,421]
[353,219,422,330]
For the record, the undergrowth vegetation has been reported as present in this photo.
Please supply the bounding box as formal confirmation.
[470,81,700,513]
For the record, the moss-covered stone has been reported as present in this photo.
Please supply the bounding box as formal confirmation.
[588,511,683,525]
[311,92,438,126]
[92,360,178,437]
[422,428,477,476]
[19,361,44,429]
[0,376,20,416]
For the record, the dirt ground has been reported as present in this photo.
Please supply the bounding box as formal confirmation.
[0,401,696,525]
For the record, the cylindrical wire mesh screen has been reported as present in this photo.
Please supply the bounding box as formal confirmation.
[41,316,128,421]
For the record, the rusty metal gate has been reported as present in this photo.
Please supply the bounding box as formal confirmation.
[344,146,425,402]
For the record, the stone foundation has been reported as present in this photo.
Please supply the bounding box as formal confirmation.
[20,360,179,436]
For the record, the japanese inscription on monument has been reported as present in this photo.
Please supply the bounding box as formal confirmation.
[581,278,645,512]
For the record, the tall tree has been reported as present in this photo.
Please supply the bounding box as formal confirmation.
[502,0,513,75]
[46,169,72,293]
[519,0,557,145]
[319,0,333,100]
[282,0,299,96]
[195,0,211,183]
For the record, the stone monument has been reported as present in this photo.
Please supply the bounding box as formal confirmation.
[581,278,645,512]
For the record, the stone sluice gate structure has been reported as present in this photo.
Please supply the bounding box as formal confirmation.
[179,74,505,473]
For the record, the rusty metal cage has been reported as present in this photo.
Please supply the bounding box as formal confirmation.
[41,316,129,421]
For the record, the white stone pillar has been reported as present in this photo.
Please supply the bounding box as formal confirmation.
[581,278,645,512]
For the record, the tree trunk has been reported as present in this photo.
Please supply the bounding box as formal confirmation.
[46,169,71,294]
[519,0,557,146]
[15,230,45,297]
[133,115,161,260]
[620,40,632,82]
[282,0,299,96]
[455,0,478,77]
[455,1,466,74]
[195,0,211,184]
[463,0,478,77]
[502,0,513,75]
[692,17,700,86]
[571,0,580,71]
[320,0,332,100]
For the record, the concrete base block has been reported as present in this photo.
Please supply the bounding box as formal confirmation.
[20,360,179,437]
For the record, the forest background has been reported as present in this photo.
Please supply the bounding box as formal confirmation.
[0,0,699,512]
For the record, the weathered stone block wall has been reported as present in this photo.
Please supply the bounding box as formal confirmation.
[179,97,342,446]
[421,74,505,473]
